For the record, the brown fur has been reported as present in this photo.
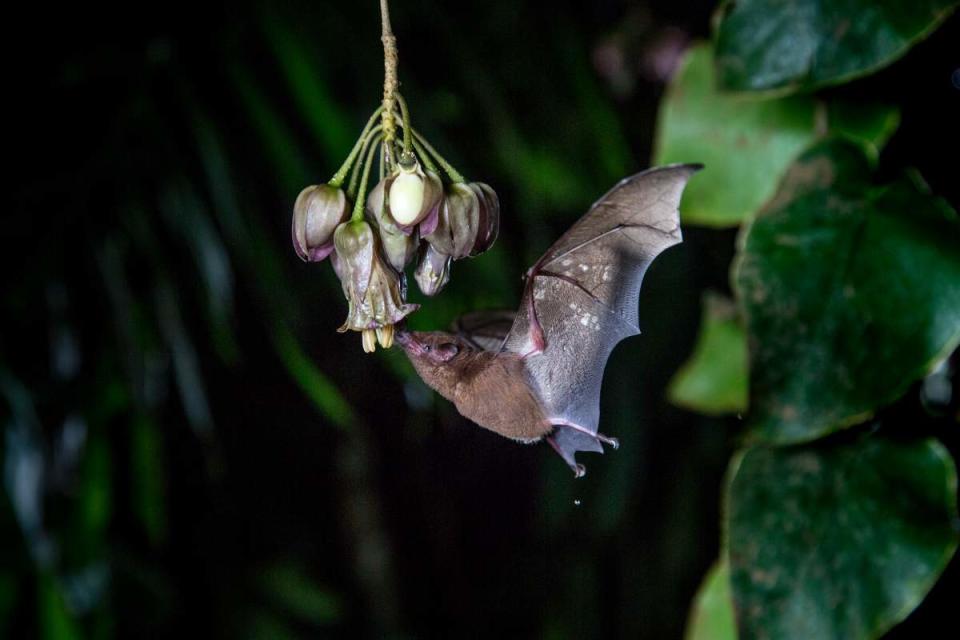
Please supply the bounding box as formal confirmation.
[400,332,551,442]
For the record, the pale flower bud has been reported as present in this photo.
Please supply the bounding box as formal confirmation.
[292,184,350,261]
[367,177,419,271]
[387,158,442,230]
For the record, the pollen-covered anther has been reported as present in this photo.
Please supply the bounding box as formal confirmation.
[376,324,395,349]
[362,329,377,353]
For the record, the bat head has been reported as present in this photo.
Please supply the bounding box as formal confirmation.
[394,328,475,400]
[394,328,469,364]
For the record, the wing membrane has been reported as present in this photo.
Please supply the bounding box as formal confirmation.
[503,165,700,441]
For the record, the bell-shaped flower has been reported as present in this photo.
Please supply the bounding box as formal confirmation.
[292,184,350,261]
[468,182,500,256]
[423,182,479,260]
[333,220,418,335]
[414,243,453,297]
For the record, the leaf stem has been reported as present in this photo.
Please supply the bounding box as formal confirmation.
[329,106,383,187]
[348,123,384,199]
[410,128,465,183]
[411,137,437,173]
[352,133,383,221]
[396,93,413,154]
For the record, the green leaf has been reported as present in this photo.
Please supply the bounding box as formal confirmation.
[713,0,959,93]
[130,415,167,546]
[669,293,748,415]
[736,139,960,443]
[685,561,738,640]
[655,44,902,227]
[258,561,342,625]
[827,101,900,161]
[72,433,112,563]
[261,12,354,163]
[229,65,311,194]
[655,43,817,227]
[726,436,959,640]
[38,574,81,640]
[272,325,355,430]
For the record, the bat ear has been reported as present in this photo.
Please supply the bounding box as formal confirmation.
[546,424,617,478]
[435,342,460,362]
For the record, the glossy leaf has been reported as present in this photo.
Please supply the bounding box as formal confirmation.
[736,139,960,443]
[655,44,902,227]
[714,0,959,93]
[827,101,900,161]
[685,561,738,640]
[726,436,959,640]
[655,43,816,227]
[669,293,748,415]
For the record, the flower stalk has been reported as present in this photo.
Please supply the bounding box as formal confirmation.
[292,0,500,352]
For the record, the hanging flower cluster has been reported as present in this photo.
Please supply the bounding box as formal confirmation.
[292,97,500,353]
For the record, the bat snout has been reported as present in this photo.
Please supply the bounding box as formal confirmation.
[394,328,425,356]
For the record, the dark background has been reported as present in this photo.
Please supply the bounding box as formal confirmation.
[4,0,958,638]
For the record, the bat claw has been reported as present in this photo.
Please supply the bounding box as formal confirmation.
[597,433,619,450]
[573,464,586,478]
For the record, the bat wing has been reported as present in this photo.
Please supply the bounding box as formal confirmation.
[451,310,515,352]
[502,164,701,474]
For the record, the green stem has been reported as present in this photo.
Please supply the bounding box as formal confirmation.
[410,137,437,173]
[348,123,384,199]
[396,94,413,154]
[329,107,383,187]
[410,128,465,183]
[379,142,385,181]
[352,133,383,221]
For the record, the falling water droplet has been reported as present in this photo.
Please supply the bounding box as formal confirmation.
[573,499,581,507]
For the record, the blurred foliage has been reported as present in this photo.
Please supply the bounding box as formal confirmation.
[668,293,747,415]
[713,0,959,93]
[666,3,960,640]
[3,0,959,639]
[728,437,958,639]
[654,43,900,226]
[736,139,960,444]
[685,561,736,640]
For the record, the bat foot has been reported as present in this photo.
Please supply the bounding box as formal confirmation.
[596,433,619,450]
[573,463,586,478]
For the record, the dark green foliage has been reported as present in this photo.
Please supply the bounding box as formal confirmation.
[727,437,958,640]
[655,43,899,227]
[668,4,959,640]
[714,0,959,92]
[737,140,960,444]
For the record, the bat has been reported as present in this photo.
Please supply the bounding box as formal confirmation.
[395,165,701,476]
